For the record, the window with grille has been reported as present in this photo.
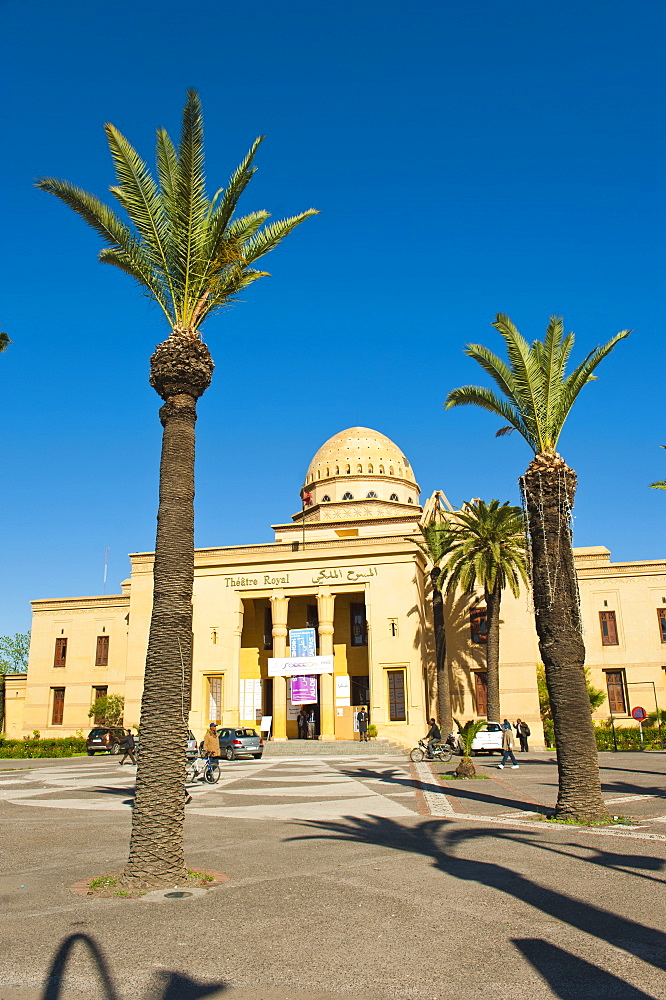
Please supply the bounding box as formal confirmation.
[351,675,370,706]
[95,635,109,666]
[599,611,619,645]
[54,638,67,667]
[387,670,406,721]
[350,603,368,647]
[264,605,273,650]
[51,687,65,725]
[321,495,331,502]
[657,609,666,643]
[606,670,627,714]
[366,491,377,498]
[342,492,354,500]
[389,493,399,501]
[208,677,223,723]
[475,672,488,715]
[92,686,108,724]
[470,609,488,644]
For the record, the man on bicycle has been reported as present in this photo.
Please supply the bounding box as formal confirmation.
[425,718,441,759]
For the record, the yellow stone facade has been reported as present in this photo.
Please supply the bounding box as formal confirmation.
[11,428,666,747]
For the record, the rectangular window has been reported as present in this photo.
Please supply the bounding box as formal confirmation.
[606,670,627,714]
[351,675,370,707]
[475,671,488,716]
[657,609,666,643]
[51,687,65,725]
[470,609,488,644]
[92,686,108,724]
[208,676,223,724]
[264,606,273,650]
[54,638,67,667]
[599,610,619,645]
[95,635,109,666]
[350,603,368,647]
[387,670,406,722]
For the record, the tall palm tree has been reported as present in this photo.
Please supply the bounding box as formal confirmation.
[37,91,317,886]
[444,500,528,723]
[412,519,455,734]
[649,446,666,490]
[445,314,629,821]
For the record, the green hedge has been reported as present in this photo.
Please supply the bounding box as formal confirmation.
[0,737,87,758]
[594,725,664,752]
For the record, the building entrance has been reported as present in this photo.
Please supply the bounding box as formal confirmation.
[289,675,320,739]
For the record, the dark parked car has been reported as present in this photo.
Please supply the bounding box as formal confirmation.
[217,727,263,761]
[86,727,126,755]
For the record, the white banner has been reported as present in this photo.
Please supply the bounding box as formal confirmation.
[335,675,351,706]
[267,655,334,677]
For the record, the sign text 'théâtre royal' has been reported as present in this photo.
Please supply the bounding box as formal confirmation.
[223,566,378,588]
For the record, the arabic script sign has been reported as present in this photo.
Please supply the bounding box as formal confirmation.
[267,655,334,677]
[311,566,378,585]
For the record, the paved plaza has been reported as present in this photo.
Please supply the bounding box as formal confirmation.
[1,751,665,999]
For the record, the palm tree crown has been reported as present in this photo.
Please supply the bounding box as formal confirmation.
[445,314,629,454]
[36,90,317,334]
[412,521,454,583]
[444,500,528,599]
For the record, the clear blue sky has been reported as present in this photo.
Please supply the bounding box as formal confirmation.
[1,0,664,636]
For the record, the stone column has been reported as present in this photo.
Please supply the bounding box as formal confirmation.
[270,592,289,741]
[228,597,243,727]
[317,589,335,741]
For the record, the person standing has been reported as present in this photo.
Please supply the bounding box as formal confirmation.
[515,718,530,753]
[497,719,519,769]
[203,723,220,761]
[297,708,307,740]
[118,728,136,765]
[306,707,316,740]
[357,706,369,742]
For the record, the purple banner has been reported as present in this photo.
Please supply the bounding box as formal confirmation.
[291,675,317,704]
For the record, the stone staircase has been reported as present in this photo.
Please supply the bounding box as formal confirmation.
[262,738,407,757]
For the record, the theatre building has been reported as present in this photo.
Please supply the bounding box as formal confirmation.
[8,427,666,747]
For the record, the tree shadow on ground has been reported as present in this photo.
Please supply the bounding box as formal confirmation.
[288,815,666,977]
[41,933,228,1000]
[514,939,659,999]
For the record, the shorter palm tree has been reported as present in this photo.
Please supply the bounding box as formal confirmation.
[444,500,528,722]
[454,719,488,777]
[411,518,455,734]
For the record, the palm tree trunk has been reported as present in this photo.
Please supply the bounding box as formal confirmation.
[123,333,213,886]
[484,583,501,722]
[431,567,452,734]
[521,454,608,821]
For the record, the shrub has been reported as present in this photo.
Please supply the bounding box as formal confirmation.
[0,737,87,758]
[593,723,664,752]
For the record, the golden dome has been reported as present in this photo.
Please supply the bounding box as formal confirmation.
[304,427,418,491]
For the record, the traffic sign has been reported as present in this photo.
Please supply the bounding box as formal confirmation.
[631,706,647,721]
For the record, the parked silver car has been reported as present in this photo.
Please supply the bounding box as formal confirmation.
[217,727,263,761]
[470,722,504,755]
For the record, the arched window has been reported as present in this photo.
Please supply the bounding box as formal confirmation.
[346,465,351,474]
[335,466,339,475]
[407,497,413,503]
[398,467,403,476]
[342,491,353,500]
[357,464,362,474]
[326,468,329,477]
[389,466,394,476]
[390,493,399,501]
[322,495,330,502]
[366,491,377,499]
[368,464,373,473]
[317,470,320,479]
[379,466,385,474]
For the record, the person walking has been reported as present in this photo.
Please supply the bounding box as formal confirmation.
[497,719,519,769]
[515,718,530,753]
[118,729,137,765]
[357,706,369,742]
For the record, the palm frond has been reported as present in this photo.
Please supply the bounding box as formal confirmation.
[650,481,666,490]
[205,137,264,258]
[34,177,133,250]
[492,314,546,451]
[99,248,172,321]
[240,211,319,265]
[172,90,209,322]
[555,330,630,438]
[445,385,534,448]
[155,127,179,228]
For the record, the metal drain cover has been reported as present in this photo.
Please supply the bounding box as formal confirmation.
[164,891,193,898]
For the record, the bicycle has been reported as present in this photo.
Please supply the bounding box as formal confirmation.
[409,738,453,763]
[186,752,220,784]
